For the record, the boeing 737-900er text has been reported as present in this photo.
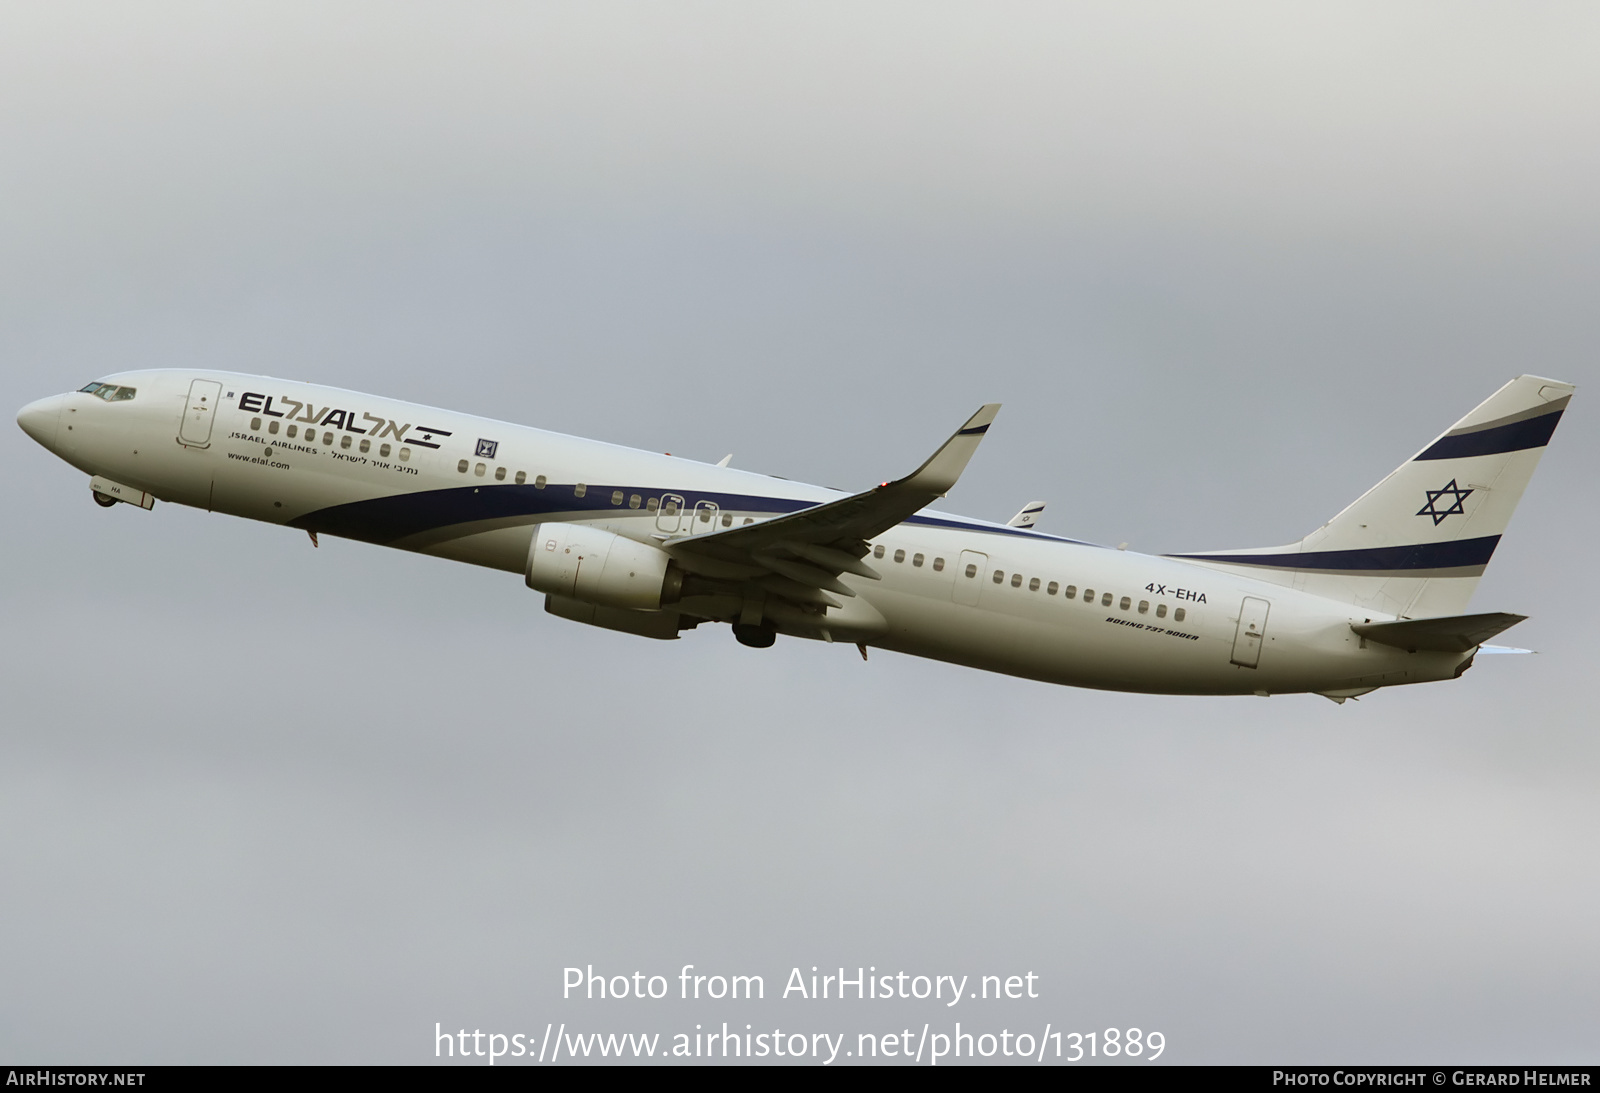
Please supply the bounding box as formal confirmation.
[16,371,1572,701]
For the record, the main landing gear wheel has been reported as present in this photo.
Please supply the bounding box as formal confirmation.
[732,623,776,648]
[92,491,117,508]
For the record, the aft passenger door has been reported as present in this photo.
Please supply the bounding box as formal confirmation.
[1230,597,1271,668]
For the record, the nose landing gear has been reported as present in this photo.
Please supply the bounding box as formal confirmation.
[87,477,155,509]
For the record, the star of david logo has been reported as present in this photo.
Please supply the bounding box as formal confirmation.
[1417,479,1473,525]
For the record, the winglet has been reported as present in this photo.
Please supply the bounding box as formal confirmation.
[899,403,1000,497]
[1007,501,1046,528]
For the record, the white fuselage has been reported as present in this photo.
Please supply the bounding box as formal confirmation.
[20,370,1472,697]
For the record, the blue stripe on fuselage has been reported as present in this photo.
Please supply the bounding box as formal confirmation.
[290,483,1092,546]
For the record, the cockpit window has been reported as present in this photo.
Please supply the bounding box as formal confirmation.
[78,382,136,402]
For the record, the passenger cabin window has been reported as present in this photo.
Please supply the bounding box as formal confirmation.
[629,494,641,508]
[912,553,924,568]
[721,512,732,526]
[516,471,527,485]
[1156,603,1167,618]
[340,435,351,449]
[250,417,262,431]
[474,463,486,476]
[399,447,411,461]
[932,557,945,572]
[1047,581,1058,595]
[535,475,547,488]
[647,497,659,512]
[1120,596,1131,610]
[575,483,587,498]
[1010,573,1022,587]
[1174,607,1187,622]
[358,438,369,452]
[1083,588,1094,601]
[1138,600,1149,614]
[612,490,624,505]
[379,443,391,457]
[993,569,1004,584]
[287,425,299,438]
[1101,592,1112,607]
[269,420,280,435]
[322,431,334,445]
[873,545,885,559]
[1064,585,1076,598]
[1029,577,1040,591]
[965,563,977,578]
[495,467,506,481]
[893,549,905,563]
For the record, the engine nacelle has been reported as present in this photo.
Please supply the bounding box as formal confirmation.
[525,522,682,610]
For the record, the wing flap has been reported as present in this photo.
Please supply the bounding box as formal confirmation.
[753,552,858,597]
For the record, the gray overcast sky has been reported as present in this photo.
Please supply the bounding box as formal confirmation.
[3,2,1597,1064]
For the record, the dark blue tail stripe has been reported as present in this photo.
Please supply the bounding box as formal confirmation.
[1172,535,1501,572]
[1415,410,1563,460]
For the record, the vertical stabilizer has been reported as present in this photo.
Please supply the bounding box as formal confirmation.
[1169,376,1573,617]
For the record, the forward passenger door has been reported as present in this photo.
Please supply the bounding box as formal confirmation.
[178,379,222,448]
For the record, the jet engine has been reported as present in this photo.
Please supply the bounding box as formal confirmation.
[525,522,683,611]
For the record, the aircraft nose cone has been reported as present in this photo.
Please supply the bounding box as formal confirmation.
[16,395,64,450]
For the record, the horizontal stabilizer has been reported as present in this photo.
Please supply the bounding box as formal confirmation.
[1352,612,1527,653]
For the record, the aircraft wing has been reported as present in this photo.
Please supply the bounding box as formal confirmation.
[662,403,1000,609]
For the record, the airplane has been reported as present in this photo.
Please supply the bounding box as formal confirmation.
[15,370,1572,702]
